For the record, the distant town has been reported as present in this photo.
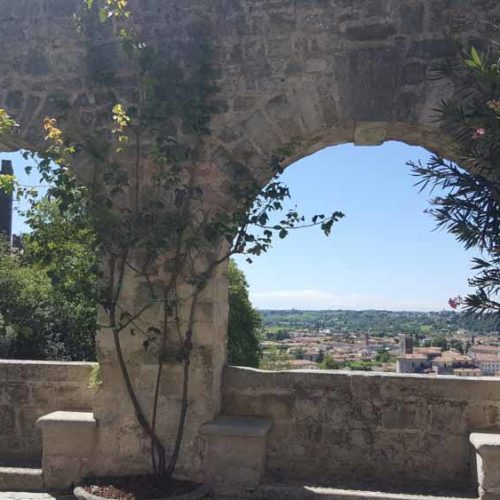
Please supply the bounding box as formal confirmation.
[259,310,500,376]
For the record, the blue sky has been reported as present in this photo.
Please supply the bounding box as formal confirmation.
[2,151,48,235]
[2,141,476,312]
[233,141,476,312]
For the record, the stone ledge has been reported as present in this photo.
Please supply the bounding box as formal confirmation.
[0,360,95,367]
[200,415,272,438]
[470,433,500,453]
[254,484,475,499]
[36,412,96,430]
[0,466,43,492]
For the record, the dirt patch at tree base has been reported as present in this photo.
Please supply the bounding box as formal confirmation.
[76,476,207,500]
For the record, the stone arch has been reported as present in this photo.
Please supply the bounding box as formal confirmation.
[198,0,497,194]
[0,0,499,489]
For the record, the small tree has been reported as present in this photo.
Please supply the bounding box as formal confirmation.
[320,354,340,370]
[227,260,261,368]
[0,239,55,359]
[0,0,345,484]
[0,116,96,360]
[260,346,292,371]
[22,198,97,359]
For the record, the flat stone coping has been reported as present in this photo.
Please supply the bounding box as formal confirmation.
[0,467,42,475]
[256,484,474,499]
[37,411,96,429]
[0,360,96,367]
[200,415,272,438]
[470,432,500,452]
[227,365,500,381]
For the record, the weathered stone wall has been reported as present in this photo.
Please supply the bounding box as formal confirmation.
[1,1,499,168]
[0,360,95,463]
[223,367,500,492]
[1,0,499,485]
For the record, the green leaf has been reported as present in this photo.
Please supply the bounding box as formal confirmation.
[470,47,481,66]
[98,8,108,23]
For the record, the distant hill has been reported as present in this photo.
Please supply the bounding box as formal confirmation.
[259,309,498,336]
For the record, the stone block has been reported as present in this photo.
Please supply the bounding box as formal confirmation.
[242,111,282,154]
[471,433,500,498]
[37,411,97,490]
[353,122,388,146]
[201,415,272,495]
[345,23,396,41]
[430,401,467,434]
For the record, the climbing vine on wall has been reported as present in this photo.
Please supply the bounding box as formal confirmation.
[1,0,345,483]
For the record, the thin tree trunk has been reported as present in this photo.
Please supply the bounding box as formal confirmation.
[112,325,166,470]
[165,285,202,480]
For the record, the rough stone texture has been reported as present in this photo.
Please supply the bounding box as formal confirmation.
[0,468,43,493]
[0,361,95,464]
[0,0,499,489]
[222,367,500,493]
[201,416,272,494]
[37,412,97,490]
[1,0,498,177]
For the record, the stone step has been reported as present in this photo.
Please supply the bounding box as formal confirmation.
[37,411,97,491]
[252,484,477,500]
[0,467,43,492]
[201,415,273,495]
[201,415,273,438]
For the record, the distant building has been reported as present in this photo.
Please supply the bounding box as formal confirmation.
[397,348,474,375]
[0,159,13,240]
[396,354,430,374]
[469,345,500,375]
[473,354,500,376]
[399,334,413,355]
[453,368,481,377]
[470,345,500,356]
[431,351,475,375]
[415,347,442,358]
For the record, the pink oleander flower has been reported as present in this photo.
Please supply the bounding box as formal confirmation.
[487,100,500,114]
[448,296,462,310]
[472,128,486,140]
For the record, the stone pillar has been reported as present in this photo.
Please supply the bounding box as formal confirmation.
[90,257,229,481]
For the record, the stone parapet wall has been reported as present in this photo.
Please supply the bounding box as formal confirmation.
[222,366,500,492]
[0,360,96,463]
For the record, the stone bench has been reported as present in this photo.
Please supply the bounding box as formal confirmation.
[470,433,500,500]
[37,411,97,490]
[201,415,272,495]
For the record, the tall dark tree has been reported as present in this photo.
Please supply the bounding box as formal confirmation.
[227,260,261,368]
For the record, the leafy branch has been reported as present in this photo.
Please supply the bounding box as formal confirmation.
[411,46,500,321]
